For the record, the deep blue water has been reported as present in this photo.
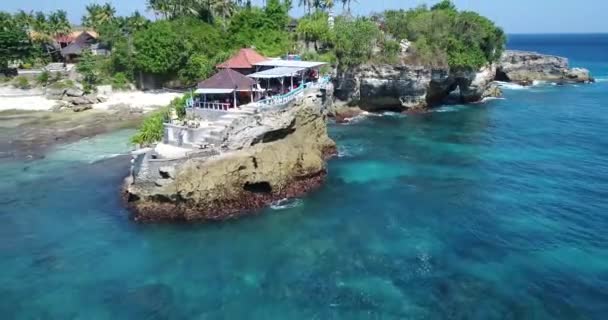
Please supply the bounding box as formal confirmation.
[1,34,607,319]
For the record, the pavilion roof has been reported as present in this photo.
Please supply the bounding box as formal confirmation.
[197,68,256,91]
[253,60,328,68]
[216,48,267,69]
[248,66,306,79]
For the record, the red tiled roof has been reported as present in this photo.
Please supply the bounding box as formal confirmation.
[55,31,98,44]
[197,68,256,91]
[216,48,267,69]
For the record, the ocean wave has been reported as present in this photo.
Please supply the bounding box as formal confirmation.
[595,77,608,82]
[434,105,466,113]
[270,198,303,210]
[495,81,529,90]
[480,96,505,103]
[380,111,406,117]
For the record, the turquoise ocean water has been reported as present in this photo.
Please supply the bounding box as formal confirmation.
[1,34,607,319]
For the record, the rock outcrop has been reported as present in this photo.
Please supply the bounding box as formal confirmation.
[334,63,499,111]
[496,50,594,85]
[123,90,336,222]
[333,50,593,112]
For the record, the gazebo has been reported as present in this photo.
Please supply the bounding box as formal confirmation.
[248,60,328,95]
[216,48,267,75]
[193,68,260,111]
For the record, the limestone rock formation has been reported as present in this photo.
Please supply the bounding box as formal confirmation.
[334,63,497,111]
[496,50,594,84]
[124,91,336,222]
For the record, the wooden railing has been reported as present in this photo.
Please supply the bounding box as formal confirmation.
[192,101,232,111]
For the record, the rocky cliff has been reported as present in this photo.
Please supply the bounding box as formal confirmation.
[123,90,336,222]
[333,50,593,113]
[333,63,499,112]
[496,50,594,85]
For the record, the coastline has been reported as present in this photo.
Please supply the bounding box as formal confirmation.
[0,88,182,161]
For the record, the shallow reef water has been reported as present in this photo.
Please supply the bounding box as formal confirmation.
[0,35,607,319]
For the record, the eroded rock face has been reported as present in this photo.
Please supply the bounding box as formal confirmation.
[334,63,497,111]
[497,50,594,84]
[124,91,336,222]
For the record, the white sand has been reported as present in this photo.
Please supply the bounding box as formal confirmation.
[0,87,55,111]
[94,91,183,111]
[0,87,183,112]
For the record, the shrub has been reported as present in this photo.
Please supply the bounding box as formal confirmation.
[379,39,401,63]
[171,93,193,120]
[36,71,50,86]
[51,72,63,83]
[382,1,505,69]
[21,63,32,70]
[48,79,75,90]
[131,107,170,145]
[111,72,129,90]
[334,17,381,69]
[13,76,30,89]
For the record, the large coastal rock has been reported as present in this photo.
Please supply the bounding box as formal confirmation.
[496,50,594,84]
[123,91,336,222]
[334,63,499,111]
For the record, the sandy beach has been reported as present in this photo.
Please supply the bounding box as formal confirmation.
[0,87,183,112]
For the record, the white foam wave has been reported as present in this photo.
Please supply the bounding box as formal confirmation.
[480,96,505,103]
[270,198,303,210]
[337,147,351,158]
[380,111,407,117]
[434,105,465,113]
[495,81,529,90]
[595,77,608,82]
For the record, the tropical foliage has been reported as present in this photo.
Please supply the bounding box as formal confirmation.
[383,0,506,68]
[131,107,170,145]
[0,13,33,72]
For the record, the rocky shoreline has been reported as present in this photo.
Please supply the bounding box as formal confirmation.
[0,107,144,161]
[332,50,594,115]
[123,50,595,222]
[123,90,336,222]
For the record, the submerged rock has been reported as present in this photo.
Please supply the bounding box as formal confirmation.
[124,90,336,222]
[496,50,594,84]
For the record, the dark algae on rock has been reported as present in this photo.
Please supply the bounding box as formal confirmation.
[124,91,336,222]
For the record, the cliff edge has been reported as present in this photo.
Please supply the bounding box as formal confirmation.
[496,50,594,85]
[123,90,336,222]
[332,50,593,113]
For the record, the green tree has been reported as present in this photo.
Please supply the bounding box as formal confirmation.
[296,11,333,50]
[333,17,380,69]
[132,18,224,77]
[431,0,456,11]
[76,49,98,93]
[382,3,505,69]
[82,3,116,30]
[48,10,71,38]
[227,2,292,56]
[0,14,33,73]
[133,20,182,75]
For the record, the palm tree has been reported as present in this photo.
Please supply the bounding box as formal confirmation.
[48,10,71,38]
[210,0,237,21]
[341,0,354,13]
[82,3,116,30]
[14,10,34,30]
[126,11,149,32]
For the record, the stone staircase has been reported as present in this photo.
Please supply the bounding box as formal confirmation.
[190,105,260,148]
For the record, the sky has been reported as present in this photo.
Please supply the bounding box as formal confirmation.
[2,0,608,34]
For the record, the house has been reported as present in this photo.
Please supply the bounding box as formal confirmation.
[60,31,108,62]
[216,48,267,75]
[192,68,261,111]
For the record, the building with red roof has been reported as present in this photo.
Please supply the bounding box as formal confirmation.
[216,48,267,74]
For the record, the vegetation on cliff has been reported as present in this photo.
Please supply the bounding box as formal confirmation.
[383,0,506,68]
